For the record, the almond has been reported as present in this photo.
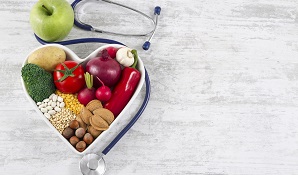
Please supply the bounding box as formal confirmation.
[93,108,114,125]
[89,114,109,131]
[86,100,103,112]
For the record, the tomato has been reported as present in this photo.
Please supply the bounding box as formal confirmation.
[53,61,85,94]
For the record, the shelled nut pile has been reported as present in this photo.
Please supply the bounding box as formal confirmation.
[63,99,115,152]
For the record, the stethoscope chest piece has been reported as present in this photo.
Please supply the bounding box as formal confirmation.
[80,154,106,175]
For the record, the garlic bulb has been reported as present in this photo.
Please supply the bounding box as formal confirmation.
[116,47,135,67]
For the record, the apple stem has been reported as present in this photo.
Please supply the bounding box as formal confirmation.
[42,5,52,16]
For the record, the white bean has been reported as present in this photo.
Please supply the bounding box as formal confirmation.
[37,102,42,105]
[44,113,51,119]
[46,106,53,110]
[43,99,49,103]
[47,101,52,106]
[56,102,60,107]
[40,108,47,113]
[49,94,55,100]
[48,110,56,115]
[39,104,46,108]
[52,95,58,102]
[59,102,65,108]
[51,102,56,107]
[54,107,61,112]
[57,96,63,102]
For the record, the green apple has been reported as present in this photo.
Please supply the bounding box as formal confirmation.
[29,0,74,42]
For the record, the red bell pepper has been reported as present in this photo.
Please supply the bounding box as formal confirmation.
[104,50,141,117]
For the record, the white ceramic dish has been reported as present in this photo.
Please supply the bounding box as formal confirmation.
[21,44,145,155]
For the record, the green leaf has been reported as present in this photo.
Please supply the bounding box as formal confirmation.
[131,49,138,69]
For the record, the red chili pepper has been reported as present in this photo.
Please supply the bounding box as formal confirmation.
[104,67,141,117]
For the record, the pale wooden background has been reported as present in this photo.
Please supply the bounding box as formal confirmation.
[1,0,298,174]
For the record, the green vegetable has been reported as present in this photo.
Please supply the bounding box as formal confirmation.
[21,63,56,102]
[131,49,138,69]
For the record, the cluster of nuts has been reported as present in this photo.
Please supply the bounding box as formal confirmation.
[80,100,114,138]
[62,120,94,152]
[37,93,65,119]
[62,99,115,152]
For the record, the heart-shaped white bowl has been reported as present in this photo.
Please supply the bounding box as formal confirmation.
[21,44,145,155]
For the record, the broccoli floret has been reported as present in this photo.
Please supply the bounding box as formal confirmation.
[21,63,56,103]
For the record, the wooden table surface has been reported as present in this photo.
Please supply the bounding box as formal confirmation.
[1,0,298,174]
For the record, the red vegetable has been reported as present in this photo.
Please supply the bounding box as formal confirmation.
[104,67,141,117]
[105,46,119,59]
[53,61,85,94]
[95,76,112,103]
[86,49,121,88]
[77,73,96,106]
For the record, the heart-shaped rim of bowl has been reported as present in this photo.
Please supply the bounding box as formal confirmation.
[21,43,145,155]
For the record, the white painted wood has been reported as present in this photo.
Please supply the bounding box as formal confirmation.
[1,0,298,174]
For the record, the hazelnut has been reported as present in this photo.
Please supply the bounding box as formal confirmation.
[76,141,86,152]
[62,127,74,139]
[69,120,80,130]
[69,136,80,146]
[75,127,86,138]
[83,133,94,145]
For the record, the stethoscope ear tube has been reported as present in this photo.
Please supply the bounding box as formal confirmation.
[142,6,161,50]
[71,0,161,50]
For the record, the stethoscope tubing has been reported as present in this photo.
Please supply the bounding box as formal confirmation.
[34,33,125,46]
[71,0,93,32]
[71,0,156,37]
[79,69,150,175]
[71,0,161,50]
[102,68,150,155]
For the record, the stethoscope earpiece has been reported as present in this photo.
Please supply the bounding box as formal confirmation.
[154,6,161,15]
[142,41,151,51]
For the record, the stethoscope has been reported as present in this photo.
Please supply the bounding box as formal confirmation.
[35,0,161,51]
[33,0,160,174]
[72,0,161,50]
